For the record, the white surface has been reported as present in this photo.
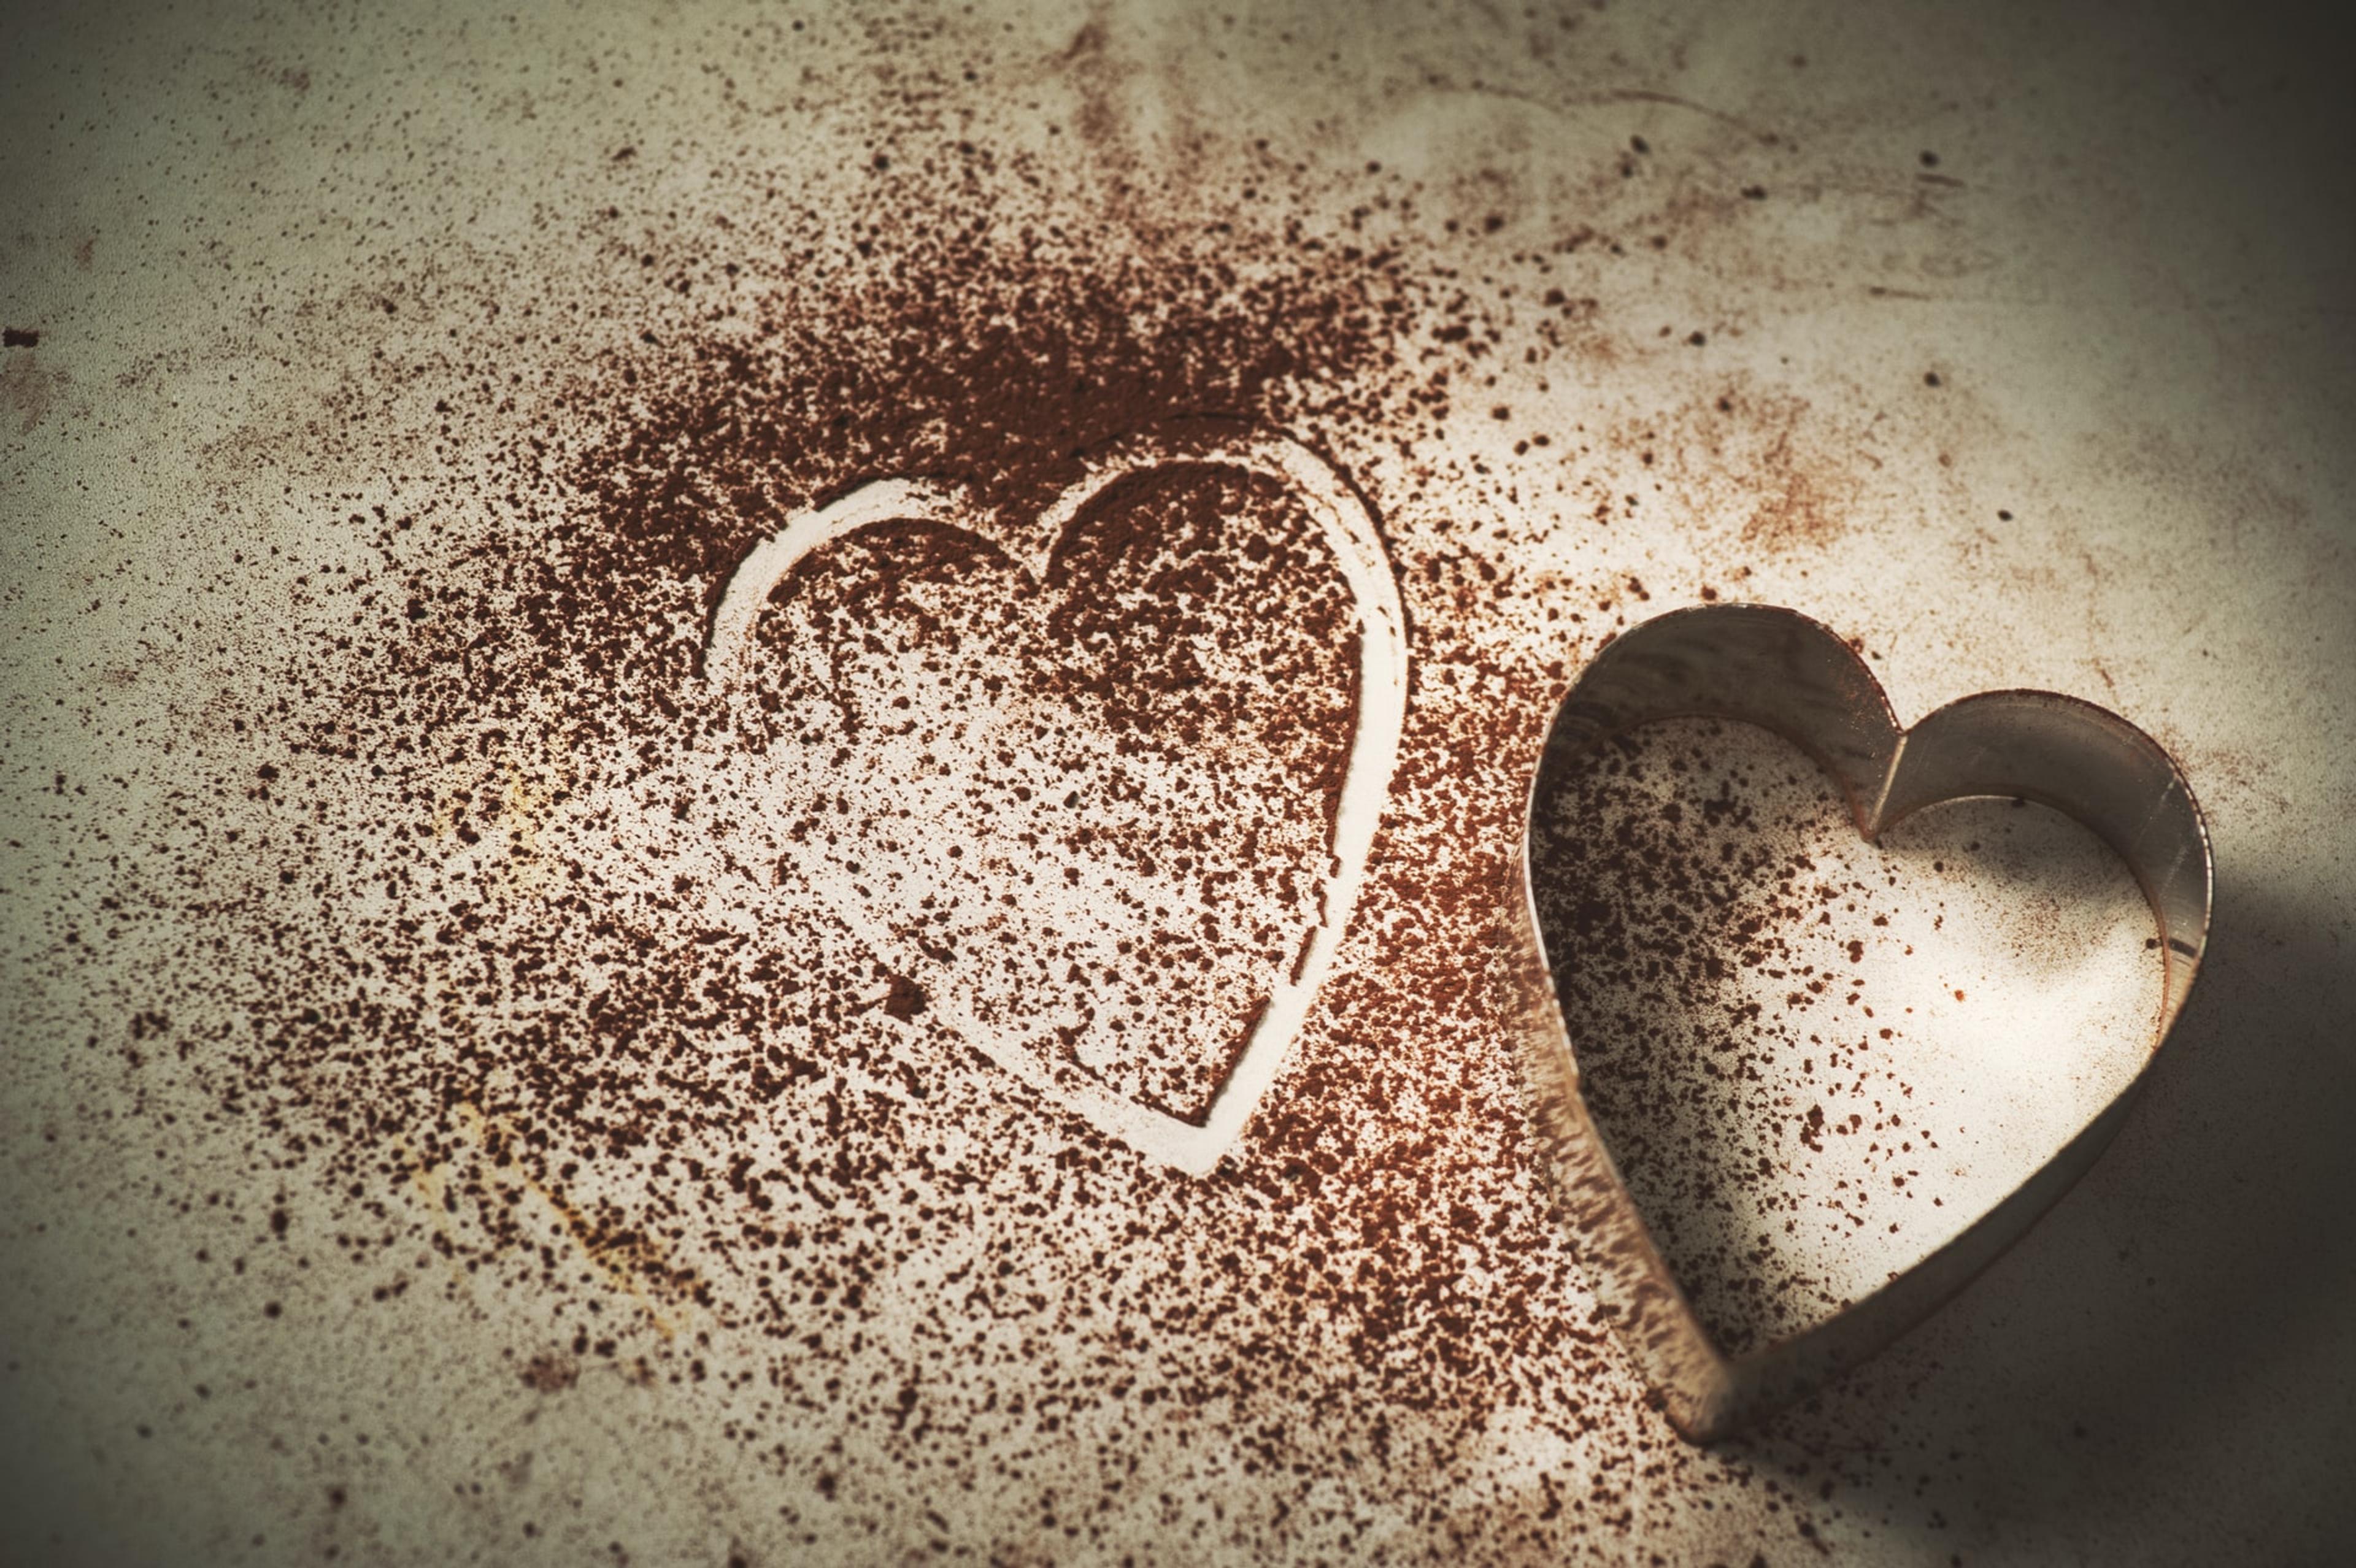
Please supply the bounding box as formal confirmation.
[4,1,2352,1563]
[701,431,1406,1174]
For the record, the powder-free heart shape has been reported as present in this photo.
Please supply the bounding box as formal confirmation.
[703,426,1407,1175]
[1506,604,2212,1440]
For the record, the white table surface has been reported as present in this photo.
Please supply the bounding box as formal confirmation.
[4,1,2350,1562]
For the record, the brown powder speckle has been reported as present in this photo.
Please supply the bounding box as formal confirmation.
[521,1353,580,1393]
[879,975,926,1023]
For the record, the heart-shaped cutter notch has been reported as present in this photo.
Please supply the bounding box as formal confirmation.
[1507,604,2213,1441]
[702,424,1408,1176]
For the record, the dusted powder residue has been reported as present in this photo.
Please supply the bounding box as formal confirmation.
[1533,718,2161,1355]
[4,49,2172,1559]
[737,466,1355,1126]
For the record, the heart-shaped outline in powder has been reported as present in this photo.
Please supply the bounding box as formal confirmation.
[1507,604,2214,1440]
[701,425,1407,1176]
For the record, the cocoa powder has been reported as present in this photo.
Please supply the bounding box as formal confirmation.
[61,136,1903,1562]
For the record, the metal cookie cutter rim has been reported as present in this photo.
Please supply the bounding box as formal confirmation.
[1506,602,2214,1442]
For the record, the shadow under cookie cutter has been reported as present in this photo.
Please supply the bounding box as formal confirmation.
[1505,603,2214,1442]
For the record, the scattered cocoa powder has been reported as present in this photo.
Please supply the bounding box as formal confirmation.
[20,91,2003,1561]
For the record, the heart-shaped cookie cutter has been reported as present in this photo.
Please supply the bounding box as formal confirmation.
[1506,604,2213,1441]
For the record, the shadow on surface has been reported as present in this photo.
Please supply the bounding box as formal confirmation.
[1733,876,2356,1560]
